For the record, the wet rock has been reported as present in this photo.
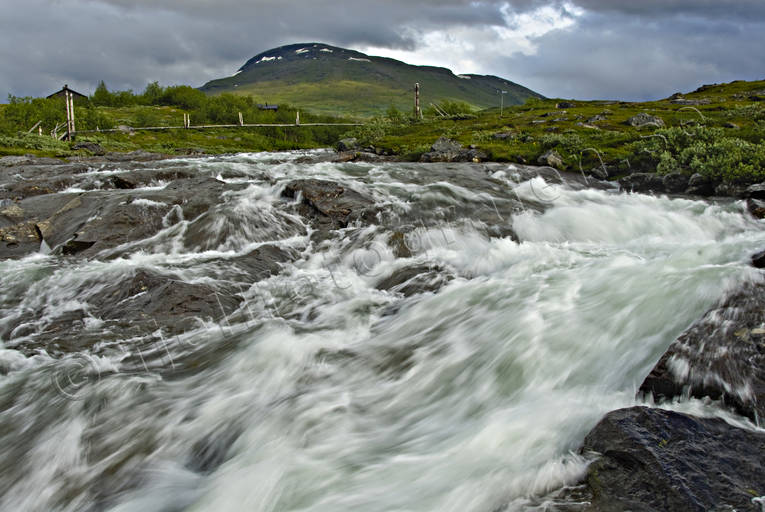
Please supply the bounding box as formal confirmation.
[639,281,765,422]
[619,173,665,193]
[72,142,105,155]
[388,231,412,258]
[747,198,765,219]
[420,137,487,163]
[336,137,359,152]
[164,176,227,220]
[186,426,243,474]
[0,220,42,258]
[110,175,137,189]
[715,182,748,198]
[230,244,297,279]
[105,150,165,162]
[92,269,242,333]
[578,407,765,511]
[685,173,715,196]
[0,155,34,167]
[662,172,690,194]
[537,149,563,169]
[282,179,378,231]
[627,113,665,128]
[745,183,765,200]
[375,264,453,297]
[588,166,609,181]
[752,249,765,268]
[420,137,462,162]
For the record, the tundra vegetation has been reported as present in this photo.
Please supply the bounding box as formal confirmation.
[1,79,764,184]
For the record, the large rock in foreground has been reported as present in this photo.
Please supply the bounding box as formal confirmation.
[281,179,378,233]
[639,281,765,422]
[579,407,765,511]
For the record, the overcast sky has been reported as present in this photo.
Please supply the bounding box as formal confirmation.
[2,1,763,101]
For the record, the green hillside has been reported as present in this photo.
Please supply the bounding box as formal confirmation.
[200,43,543,117]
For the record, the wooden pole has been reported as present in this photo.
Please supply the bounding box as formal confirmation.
[27,120,42,134]
[414,83,421,119]
[64,91,72,141]
[296,111,300,126]
[239,112,244,126]
[69,93,76,136]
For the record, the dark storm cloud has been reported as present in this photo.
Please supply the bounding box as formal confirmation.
[0,0,763,100]
[496,5,765,100]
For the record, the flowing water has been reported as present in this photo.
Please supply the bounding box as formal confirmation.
[0,151,763,511]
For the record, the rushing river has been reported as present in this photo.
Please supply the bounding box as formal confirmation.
[0,151,763,511]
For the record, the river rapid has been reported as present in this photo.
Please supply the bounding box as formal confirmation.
[1,150,763,511]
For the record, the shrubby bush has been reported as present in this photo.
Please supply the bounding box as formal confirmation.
[540,133,584,152]
[1,95,113,135]
[0,133,70,152]
[639,125,765,183]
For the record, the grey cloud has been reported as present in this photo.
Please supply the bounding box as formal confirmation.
[0,0,762,102]
[495,10,765,100]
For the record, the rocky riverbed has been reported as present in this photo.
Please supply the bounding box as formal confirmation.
[0,150,763,511]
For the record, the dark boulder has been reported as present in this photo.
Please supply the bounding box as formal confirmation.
[745,183,765,200]
[747,198,765,219]
[752,249,765,268]
[336,137,360,152]
[685,173,715,196]
[105,150,165,162]
[715,182,747,198]
[420,137,487,163]
[229,244,297,279]
[282,179,378,232]
[72,142,105,155]
[578,407,765,511]
[639,281,765,422]
[110,175,137,190]
[92,269,242,328]
[537,149,564,169]
[556,101,576,108]
[619,173,665,193]
[375,264,452,297]
[662,172,690,194]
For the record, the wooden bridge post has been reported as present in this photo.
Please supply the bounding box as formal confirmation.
[64,91,72,141]
[69,92,76,136]
[239,112,244,126]
[414,83,421,119]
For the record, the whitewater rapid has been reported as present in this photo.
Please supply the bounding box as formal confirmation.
[0,151,763,511]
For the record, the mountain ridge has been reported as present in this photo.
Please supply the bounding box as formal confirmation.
[200,43,543,116]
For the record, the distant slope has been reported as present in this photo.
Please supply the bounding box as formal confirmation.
[200,43,543,117]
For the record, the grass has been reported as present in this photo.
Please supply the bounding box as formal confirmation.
[347,79,765,182]
[0,101,352,158]
[1,78,764,185]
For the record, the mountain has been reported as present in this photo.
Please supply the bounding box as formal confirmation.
[200,43,543,117]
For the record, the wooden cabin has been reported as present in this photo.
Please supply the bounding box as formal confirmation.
[46,84,88,100]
